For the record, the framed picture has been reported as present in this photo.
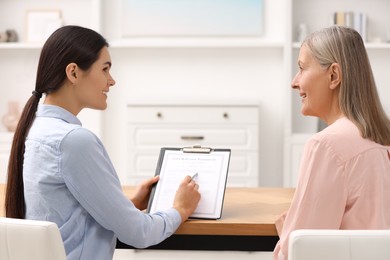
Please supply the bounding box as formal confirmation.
[26,10,63,42]
[122,0,264,37]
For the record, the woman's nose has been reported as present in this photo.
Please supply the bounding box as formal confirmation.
[109,76,116,87]
[291,74,299,89]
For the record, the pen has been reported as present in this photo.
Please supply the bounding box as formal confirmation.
[191,172,198,180]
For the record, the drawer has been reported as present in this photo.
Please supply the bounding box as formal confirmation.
[127,105,259,124]
[128,125,258,150]
[127,151,258,186]
[129,151,257,175]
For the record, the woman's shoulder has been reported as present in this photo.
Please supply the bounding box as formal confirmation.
[310,117,378,161]
[315,117,359,141]
[60,127,102,151]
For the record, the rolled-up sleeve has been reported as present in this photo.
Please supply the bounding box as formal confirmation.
[60,128,181,248]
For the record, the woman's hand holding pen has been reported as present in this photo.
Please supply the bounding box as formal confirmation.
[173,174,201,224]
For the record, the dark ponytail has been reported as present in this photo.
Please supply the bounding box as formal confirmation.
[5,95,41,218]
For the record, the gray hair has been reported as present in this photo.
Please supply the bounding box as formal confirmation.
[303,25,390,145]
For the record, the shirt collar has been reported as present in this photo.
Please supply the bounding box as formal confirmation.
[36,104,82,126]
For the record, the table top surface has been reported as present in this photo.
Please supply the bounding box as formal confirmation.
[1,184,294,236]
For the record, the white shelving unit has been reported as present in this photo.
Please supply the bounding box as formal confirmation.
[1,0,389,187]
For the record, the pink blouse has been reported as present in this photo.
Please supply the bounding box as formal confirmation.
[274,117,390,260]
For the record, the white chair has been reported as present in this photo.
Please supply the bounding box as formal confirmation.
[288,229,390,260]
[0,217,67,260]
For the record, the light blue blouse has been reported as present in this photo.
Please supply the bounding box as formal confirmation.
[24,104,181,260]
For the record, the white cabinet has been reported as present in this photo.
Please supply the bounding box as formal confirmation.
[126,104,259,187]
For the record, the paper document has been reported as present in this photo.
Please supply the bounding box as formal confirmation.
[147,147,231,219]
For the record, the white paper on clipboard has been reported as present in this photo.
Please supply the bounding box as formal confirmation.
[147,146,231,219]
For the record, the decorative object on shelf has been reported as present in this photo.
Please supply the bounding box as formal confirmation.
[0,29,18,42]
[1,101,21,132]
[6,29,18,42]
[122,0,264,37]
[26,10,63,43]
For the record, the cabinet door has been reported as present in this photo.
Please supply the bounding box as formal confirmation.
[228,151,259,187]
[288,134,311,187]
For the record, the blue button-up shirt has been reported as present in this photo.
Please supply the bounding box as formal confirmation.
[23,105,181,260]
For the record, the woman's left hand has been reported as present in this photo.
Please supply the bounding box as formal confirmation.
[130,176,159,210]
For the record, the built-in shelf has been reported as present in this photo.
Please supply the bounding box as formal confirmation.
[292,41,390,49]
[0,42,43,50]
[0,38,285,50]
[109,37,284,48]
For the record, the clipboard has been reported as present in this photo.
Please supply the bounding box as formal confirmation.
[147,145,231,219]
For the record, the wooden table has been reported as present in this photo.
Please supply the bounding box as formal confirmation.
[120,186,294,251]
[1,184,294,251]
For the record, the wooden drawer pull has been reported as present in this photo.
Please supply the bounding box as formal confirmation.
[181,136,204,141]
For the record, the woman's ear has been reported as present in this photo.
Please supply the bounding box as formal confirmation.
[65,63,78,84]
[329,63,342,90]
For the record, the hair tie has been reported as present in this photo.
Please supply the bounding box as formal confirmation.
[32,90,42,99]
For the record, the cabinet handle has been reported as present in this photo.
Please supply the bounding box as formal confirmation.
[156,112,163,118]
[223,112,229,119]
[181,136,204,141]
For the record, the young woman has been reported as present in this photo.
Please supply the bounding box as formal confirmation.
[274,26,390,260]
[5,25,200,260]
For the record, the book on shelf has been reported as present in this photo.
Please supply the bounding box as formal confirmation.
[334,11,366,42]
